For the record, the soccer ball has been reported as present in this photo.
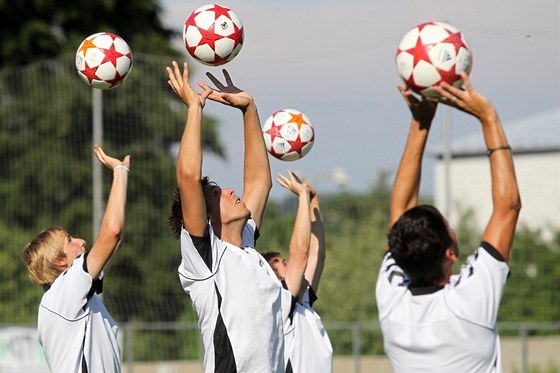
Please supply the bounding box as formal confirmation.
[75,32,133,89]
[183,3,244,66]
[396,21,473,97]
[262,109,315,162]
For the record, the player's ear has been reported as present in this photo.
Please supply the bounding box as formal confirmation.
[444,248,458,263]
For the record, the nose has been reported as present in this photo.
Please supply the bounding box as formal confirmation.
[222,188,235,196]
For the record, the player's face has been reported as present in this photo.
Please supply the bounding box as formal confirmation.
[62,233,86,269]
[269,256,288,280]
[203,184,250,224]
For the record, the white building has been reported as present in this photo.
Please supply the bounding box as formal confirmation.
[433,108,560,239]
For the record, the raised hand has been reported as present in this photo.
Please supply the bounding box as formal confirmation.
[166,61,212,109]
[397,85,437,129]
[93,144,130,171]
[205,69,253,110]
[434,73,497,121]
[276,170,310,197]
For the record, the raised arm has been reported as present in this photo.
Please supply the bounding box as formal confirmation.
[86,145,130,279]
[390,86,438,230]
[205,70,272,229]
[167,61,212,237]
[435,74,521,262]
[304,186,326,293]
[277,170,311,301]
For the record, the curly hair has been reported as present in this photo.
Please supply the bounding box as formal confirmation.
[388,205,452,287]
[168,177,213,240]
[22,227,67,286]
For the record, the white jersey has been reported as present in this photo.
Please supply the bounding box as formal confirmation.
[179,219,285,373]
[38,254,120,373]
[376,242,509,373]
[284,286,333,373]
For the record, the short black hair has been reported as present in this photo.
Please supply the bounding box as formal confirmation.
[388,205,452,286]
[261,251,282,264]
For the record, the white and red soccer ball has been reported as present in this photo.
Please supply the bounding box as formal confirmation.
[75,32,133,89]
[396,21,473,97]
[262,109,315,162]
[183,3,244,66]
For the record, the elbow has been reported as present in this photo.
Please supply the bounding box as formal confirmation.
[176,164,201,185]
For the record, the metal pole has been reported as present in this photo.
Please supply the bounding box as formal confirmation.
[92,89,103,240]
[352,323,361,373]
[443,105,452,219]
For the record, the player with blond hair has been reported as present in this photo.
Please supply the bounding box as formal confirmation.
[23,145,130,373]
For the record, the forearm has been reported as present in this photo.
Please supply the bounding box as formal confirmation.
[243,102,272,189]
[176,106,203,182]
[390,119,430,224]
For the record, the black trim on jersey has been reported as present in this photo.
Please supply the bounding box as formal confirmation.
[480,241,506,262]
[308,286,318,308]
[409,284,444,296]
[82,253,103,299]
[281,280,298,325]
[286,359,293,373]
[191,233,213,271]
[213,283,237,373]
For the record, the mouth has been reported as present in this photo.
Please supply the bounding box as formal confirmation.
[235,198,241,204]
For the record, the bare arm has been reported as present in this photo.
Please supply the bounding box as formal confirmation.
[87,145,130,279]
[205,70,272,229]
[278,170,311,301]
[436,75,521,262]
[305,187,325,293]
[167,61,212,237]
[389,87,438,235]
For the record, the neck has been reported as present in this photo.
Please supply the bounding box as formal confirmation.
[213,218,247,248]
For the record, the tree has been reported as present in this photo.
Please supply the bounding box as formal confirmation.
[0,0,224,344]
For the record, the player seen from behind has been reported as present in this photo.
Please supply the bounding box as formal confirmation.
[376,73,521,372]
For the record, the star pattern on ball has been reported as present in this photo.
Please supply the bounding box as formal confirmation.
[78,38,97,57]
[443,31,466,54]
[80,61,100,84]
[197,23,225,50]
[287,112,308,129]
[210,4,231,19]
[105,70,124,88]
[405,36,434,68]
[287,136,307,155]
[100,42,123,69]
[264,119,284,144]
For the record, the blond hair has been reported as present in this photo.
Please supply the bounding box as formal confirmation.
[23,227,67,286]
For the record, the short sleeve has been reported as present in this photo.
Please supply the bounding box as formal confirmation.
[445,242,509,328]
[375,252,409,321]
[40,254,93,320]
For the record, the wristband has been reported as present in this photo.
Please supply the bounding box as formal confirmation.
[113,165,129,173]
[486,145,511,157]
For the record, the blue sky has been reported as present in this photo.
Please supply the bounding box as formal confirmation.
[161,0,559,199]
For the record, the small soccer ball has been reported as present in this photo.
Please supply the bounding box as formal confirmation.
[396,21,473,97]
[262,109,315,162]
[183,3,244,66]
[75,32,133,89]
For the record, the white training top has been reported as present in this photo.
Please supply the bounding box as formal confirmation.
[179,219,285,373]
[284,286,333,373]
[38,254,120,373]
[376,242,509,373]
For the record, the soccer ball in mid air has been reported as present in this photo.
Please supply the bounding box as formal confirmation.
[396,21,473,97]
[262,109,315,162]
[75,32,133,89]
[183,3,244,66]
